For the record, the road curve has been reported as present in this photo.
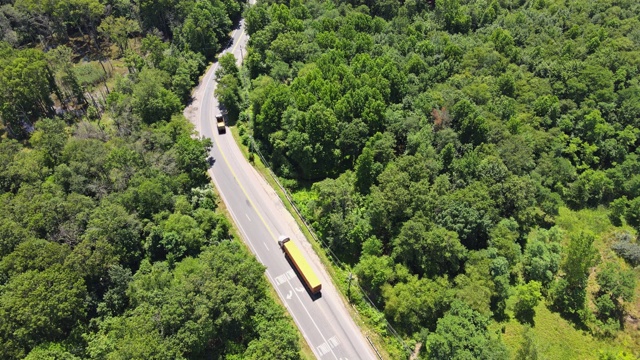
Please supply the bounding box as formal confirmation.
[183,6,378,360]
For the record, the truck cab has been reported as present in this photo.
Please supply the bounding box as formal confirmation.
[278,236,290,248]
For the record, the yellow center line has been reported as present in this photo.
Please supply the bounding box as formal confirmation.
[210,116,278,243]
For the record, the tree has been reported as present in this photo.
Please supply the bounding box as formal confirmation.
[453,250,495,315]
[624,196,640,234]
[0,139,23,192]
[514,281,542,324]
[490,255,510,318]
[435,192,495,250]
[98,265,132,317]
[392,221,467,277]
[174,131,213,189]
[215,73,241,121]
[91,241,270,359]
[177,0,230,59]
[30,117,67,168]
[594,262,636,324]
[131,68,181,124]
[383,275,452,333]
[98,16,140,55]
[435,0,471,33]
[354,145,377,194]
[0,48,55,137]
[522,227,562,287]
[0,218,32,258]
[24,342,80,360]
[82,201,143,270]
[215,53,239,80]
[488,218,521,270]
[141,34,168,68]
[550,231,598,319]
[0,238,69,282]
[354,255,394,304]
[45,45,85,108]
[137,0,178,36]
[0,265,87,359]
[426,300,508,360]
[156,212,205,261]
[119,175,174,219]
[368,163,412,239]
[608,196,628,226]
[516,326,540,360]
[284,103,340,179]
[242,301,301,360]
[85,305,184,360]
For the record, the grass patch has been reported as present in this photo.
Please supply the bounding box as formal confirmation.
[74,61,109,87]
[497,206,640,359]
[500,302,627,359]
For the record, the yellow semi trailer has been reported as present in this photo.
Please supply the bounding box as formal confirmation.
[278,236,322,295]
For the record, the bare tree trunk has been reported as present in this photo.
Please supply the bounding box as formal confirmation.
[98,60,111,95]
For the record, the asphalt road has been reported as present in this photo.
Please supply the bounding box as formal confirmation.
[183,9,378,360]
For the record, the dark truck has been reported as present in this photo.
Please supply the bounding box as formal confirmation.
[216,114,225,134]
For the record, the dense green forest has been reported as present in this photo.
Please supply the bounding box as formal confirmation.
[0,0,303,359]
[239,0,640,358]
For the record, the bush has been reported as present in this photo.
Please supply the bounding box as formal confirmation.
[611,233,640,267]
[73,61,108,87]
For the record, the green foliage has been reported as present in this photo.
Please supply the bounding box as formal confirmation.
[522,227,562,287]
[241,301,301,360]
[514,281,542,324]
[0,2,301,359]
[515,326,540,360]
[309,171,364,261]
[82,201,143,269]
[174,128,213,189]
[550,231,599,319]
[176,0,230,59]
[354,254,394,304]
[624,196,640,234]
[87,241,278,359]
[3,0,640,356]
[215,73,242,121]
[608,197,628,226]
[383,275,452,333]
[425,300,509,360]
[0,47,54,137]
[98,16,140,55]
[490,255,510,318]
[24,342,80,360]
[0,238,69,282]
[488,218,521,270]
[30,118,68,168]
[392,221,467,278]
[453,250,495,316]
[0,265,87,359]
[131,68,182,124]
[216,53,240,80]
[594,261,636,327]
[0,217,33,258]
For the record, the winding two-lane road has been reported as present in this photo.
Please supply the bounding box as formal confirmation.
[183,10,378,360]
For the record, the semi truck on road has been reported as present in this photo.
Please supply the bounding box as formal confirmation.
[278,236,322,294]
